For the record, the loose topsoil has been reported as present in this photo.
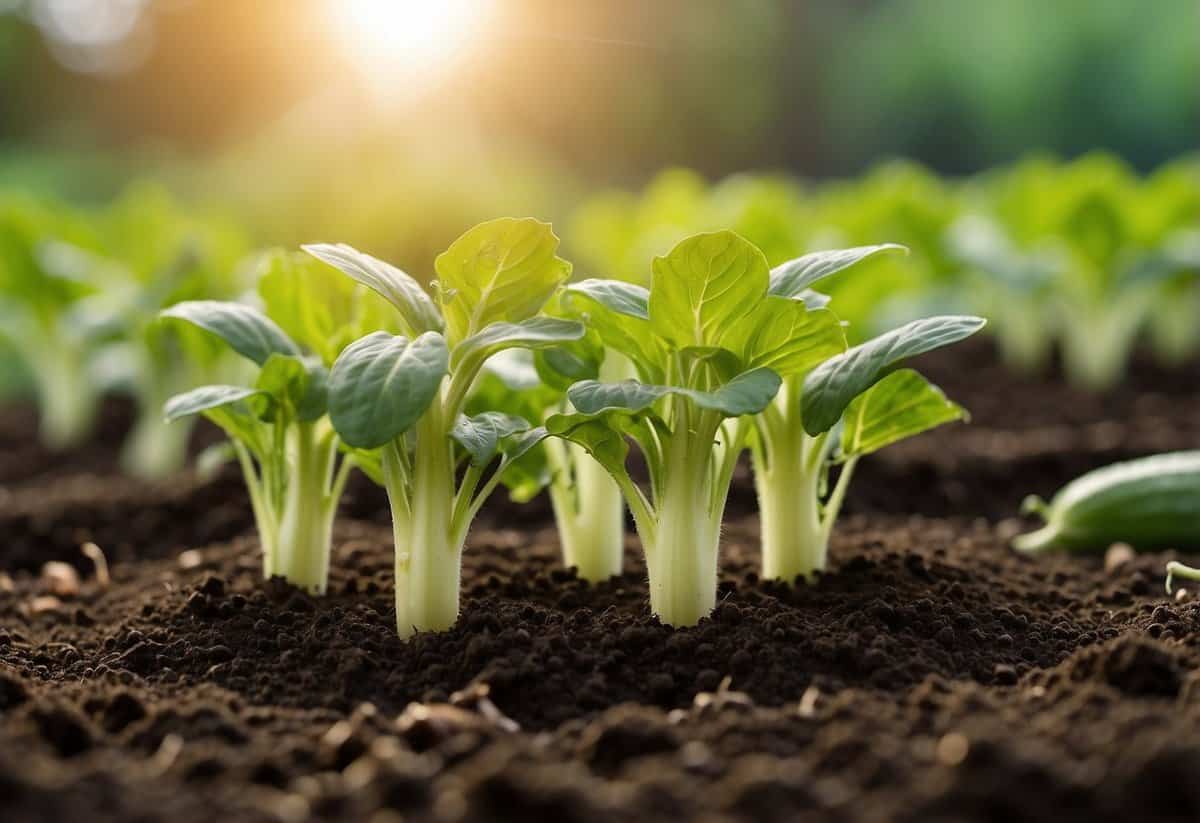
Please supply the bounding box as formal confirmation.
[1,339,1199,823]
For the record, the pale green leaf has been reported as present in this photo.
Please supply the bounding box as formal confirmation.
[303,243,443,335]
[434,218,571,343]
[841,369,967,458]
[726,297,847,376]
[648,231,768,349]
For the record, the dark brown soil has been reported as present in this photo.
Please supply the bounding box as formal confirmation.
[1,341,1198,822]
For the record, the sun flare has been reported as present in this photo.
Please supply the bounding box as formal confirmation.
[327,0,492,86]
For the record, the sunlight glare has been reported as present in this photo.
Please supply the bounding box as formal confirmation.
[328,0,492,91]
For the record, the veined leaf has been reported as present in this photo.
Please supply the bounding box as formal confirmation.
[801,315,986,434]
[726,297,847,376]
[303,243,442,336]
[451,316,585,374]
[569,367,781,418]
[565,278,649,320]
[649,231,768,349]
[434,218,571,344]
[769,244,907,299]
[259,249,397,365]
[162,300,299,366]
[328,331,449,449]
[164,384,264,423]
[544,411,635,478]
[841,369,966,458]
[451,411,533,467]
[562,280,661,374]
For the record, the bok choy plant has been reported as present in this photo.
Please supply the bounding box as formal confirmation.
[546,231,858,626]
[467,342,630,581]
[161,251,391,592]
[751,262,984,580]
[0,194,108,449]
[0,185,252,474]
[307,218,584,637]
[951,155,1198,389]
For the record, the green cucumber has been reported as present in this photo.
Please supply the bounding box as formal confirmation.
[1012,451,1200,554]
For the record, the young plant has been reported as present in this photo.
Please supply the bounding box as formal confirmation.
[161,251,390,592]
[747,247,985,581]
[468,343,630,581]
[98,184,253,479]
[547,231,867,626]
[0,195,108,449]
[953,155,1197,389]
[0,185,253,474]
[307,218,585,637]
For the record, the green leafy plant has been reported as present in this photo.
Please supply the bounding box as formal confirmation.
[308,219,585,637]
[546,231,872,626]
[747,248,985,581]
[952,154,1200,388]
[0,184,252,476]
[161,251,391,592]
[0,193,109,450]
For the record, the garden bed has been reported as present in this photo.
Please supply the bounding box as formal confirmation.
[1,341,1199,822]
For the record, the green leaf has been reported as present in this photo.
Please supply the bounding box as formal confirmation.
[161,300,299,366]
[434,218,572,343]
[801,315,986,435]
[544,411,634,478]
[768,244,907,299]
[534,338,603,393]
[726,297,847,376]
[259,249,398,365]
[562,280,661,373]
[648,231,768,349]
[451,316,585,376]
[569,367,781,418]
[164,384,264,422]
[328,331,449,449]
[565,278,649,320]
[255,354,329,423]
[451,411,533,466]
[303,243,443,336]
[499,425,549,464]
[841,369,967,458]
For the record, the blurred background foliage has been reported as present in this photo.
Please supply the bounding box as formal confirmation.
[0,0,1196,466]
[1,0,1195,185]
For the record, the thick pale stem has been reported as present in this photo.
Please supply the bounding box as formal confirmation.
[390,404,464,639]
[552,441,626,581]
[1059,295,1151,391]
[994,302,1051,375]
[645,432,719,626]
[271,423,338,594]
[34,349,97,451]
[122,408,193,480]
[755,436,825,581]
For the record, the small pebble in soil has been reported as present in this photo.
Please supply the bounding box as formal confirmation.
[40,562,80,598]
[936,732,970,766]
[1105,543,1136,573]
